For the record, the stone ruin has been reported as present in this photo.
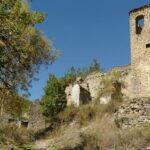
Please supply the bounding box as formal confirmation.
[129,4,150,98]
[0,114,17,125]
[64,4,150,128]
[65,77,91,107]
[65,4,150,107]
[0,113,29,128]
[65,72,105,107]
[0,100,46,131]
[65,67,130,107]
[115,97,150,128]
[28,100,46,131]
[1,4,150,130]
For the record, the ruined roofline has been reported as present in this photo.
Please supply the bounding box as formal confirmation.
[129,4,150,15]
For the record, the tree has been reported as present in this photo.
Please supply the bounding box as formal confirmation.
[0,0,56,92]
[64,66,77,84]
[89,59,100,72]
[0,89,30,117]
[41,74,66,117]
[64,59,101,82]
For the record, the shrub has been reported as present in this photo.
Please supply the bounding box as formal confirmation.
[62,120,150,150]
[57,106,78,123]
[75,104,96,126]
[79,133,101,150]
[0,125,34,145]
[41,74,67,117]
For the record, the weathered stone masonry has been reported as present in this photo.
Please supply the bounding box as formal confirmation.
[28,101,46,131]
[129,4,150,98]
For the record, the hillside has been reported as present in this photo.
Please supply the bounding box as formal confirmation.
[25,67,150,150]
[0,66,150,150]
[1,2,150,149]
[32,98,150,150]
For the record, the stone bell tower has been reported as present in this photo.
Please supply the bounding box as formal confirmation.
[129,4,150,97]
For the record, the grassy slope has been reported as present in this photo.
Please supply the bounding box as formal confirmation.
[32,101,150,150]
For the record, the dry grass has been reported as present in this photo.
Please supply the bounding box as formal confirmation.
[57,106,78,123]
[32,98,150,150]
[61,116,150,150]
[32,70,149,150]
[48,95,150,150]
[0,125,34,147]
[56,99,119,127]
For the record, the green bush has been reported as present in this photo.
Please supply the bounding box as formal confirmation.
[41,74,67,117]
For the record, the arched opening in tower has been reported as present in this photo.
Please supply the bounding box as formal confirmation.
[136,15,144,34]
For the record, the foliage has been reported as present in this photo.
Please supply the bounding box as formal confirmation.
[41,74,66,117]
[0,89,31,117]
[0,0,56,92]
[64,59,101,84]
[4,95,30,117]
[0,125,34,146]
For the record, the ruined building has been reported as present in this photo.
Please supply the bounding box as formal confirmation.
[66,4,150,106]
[129,4,150,98]
[65,77,92,107]
[65,72,107,107]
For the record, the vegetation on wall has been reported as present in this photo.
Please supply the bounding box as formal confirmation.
[98,70,123,102]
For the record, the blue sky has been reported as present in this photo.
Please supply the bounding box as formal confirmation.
[28,0,149,100]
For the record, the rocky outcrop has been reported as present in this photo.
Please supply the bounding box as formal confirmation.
[115,98,150,128]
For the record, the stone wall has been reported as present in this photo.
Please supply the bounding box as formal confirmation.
[65,72,103,107]
[81,71,105,100]
[65,84,73,106]
[65,83,91,107]
[129,5,150,98]
[0,113,16,125]
[115,98,150,128]
[65,66,131,107]
[28,101,45,131]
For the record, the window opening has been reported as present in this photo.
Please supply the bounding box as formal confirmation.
[136,15,144,34]
[146,43,150,48]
